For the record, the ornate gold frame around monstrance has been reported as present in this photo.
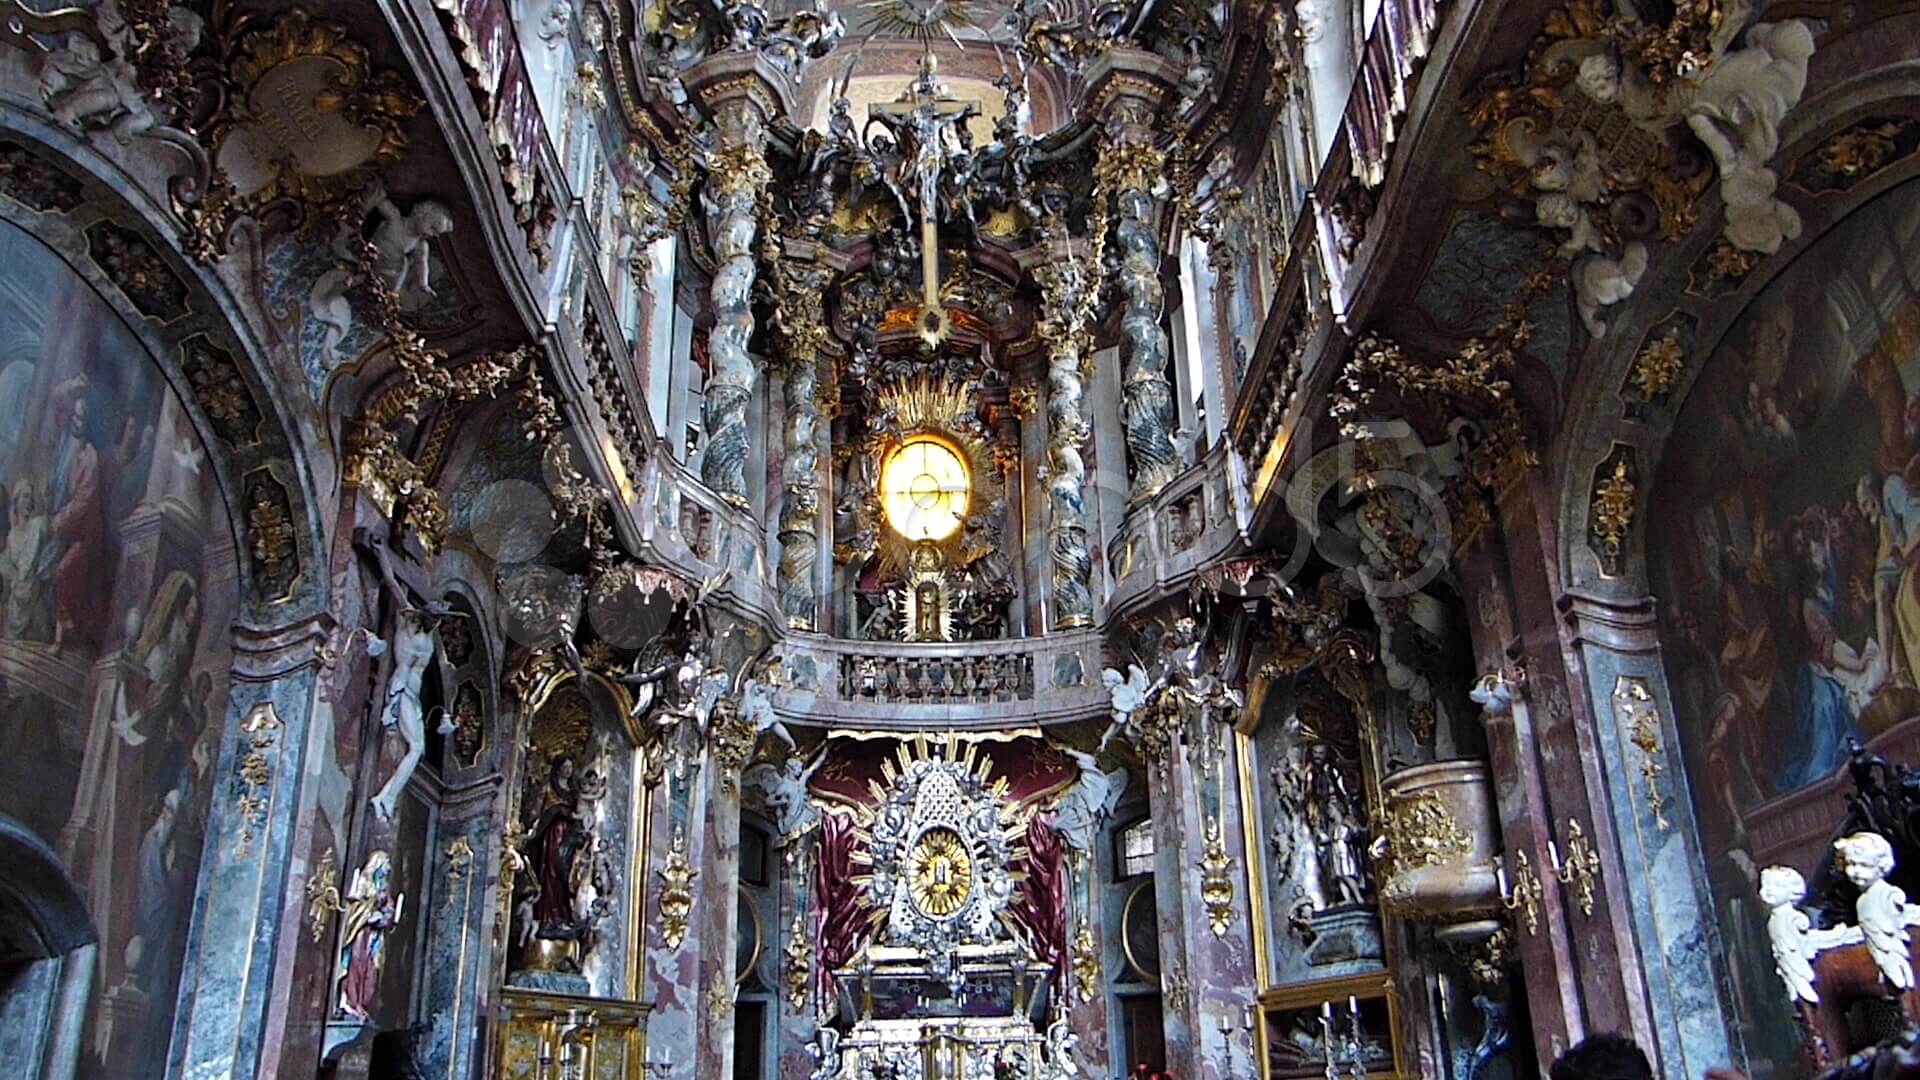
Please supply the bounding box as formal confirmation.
[862,372,1006,642]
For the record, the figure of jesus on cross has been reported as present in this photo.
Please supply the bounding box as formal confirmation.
[869,51,979,346]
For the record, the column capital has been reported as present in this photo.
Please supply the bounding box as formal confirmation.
[683,50,797,137]
[1084,47,1181,134]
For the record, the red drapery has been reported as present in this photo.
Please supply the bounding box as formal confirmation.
[814,809,869,1002]
[1010,812,1069,983]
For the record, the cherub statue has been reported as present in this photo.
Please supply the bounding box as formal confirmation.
[739,660,795,752]
[309,181,455,360]
[1759,866,1823,1005]
[1837,831,1913,990]
[1099,663,1152,752]
[1685,21,1816,255]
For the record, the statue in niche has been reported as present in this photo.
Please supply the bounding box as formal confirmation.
[336,850,404,1021]
[1272,703,1372,912]
[1304,742,1371,905]
[515,753,612,960]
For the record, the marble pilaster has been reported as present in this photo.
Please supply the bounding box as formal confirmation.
[167,616,331,1080]
[1148,730,1259,1080]
[1561,592,1735,1076]
[692,758,744,1078]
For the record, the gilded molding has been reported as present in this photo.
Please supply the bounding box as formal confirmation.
[657,825,696,950]
[232,702,283,859]
[1612,677,1671,831]
[1588,446,1637,577]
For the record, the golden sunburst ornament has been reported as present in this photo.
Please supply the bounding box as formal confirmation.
[908,827,974,916]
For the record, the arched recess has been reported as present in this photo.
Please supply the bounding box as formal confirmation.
[0,817,97,1079]
[0,106,330,1078]
[1546,48,1920,1071]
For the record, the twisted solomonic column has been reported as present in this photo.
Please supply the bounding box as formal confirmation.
[773,260,831,629]
[700,130,771,507]
[1035,237,1097,629]
[1100,137,1180,498]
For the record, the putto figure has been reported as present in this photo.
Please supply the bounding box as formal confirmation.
[1837,831,1913,990]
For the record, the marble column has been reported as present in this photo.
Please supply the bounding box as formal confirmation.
[774,260,830,631]
[1033,236,1096,630]
[168,615,332,1080]
[685,55,790,510]
[1104,137,1181,499]
[692,704,756,1078]
[1147,726,1259,1080]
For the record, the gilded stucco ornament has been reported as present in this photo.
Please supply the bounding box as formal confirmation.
[307,847,343,943]
[1612,677,1671,831]
[1588,448,1637,576]
[657,825,696,950]
[1332,271,1550,550]
[1629,329,1686,400]
[785,908,813,1012]
[1198,816,1236,938]
[1464,0,1817,333]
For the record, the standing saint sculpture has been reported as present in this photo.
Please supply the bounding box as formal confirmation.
[336,850,403,1022]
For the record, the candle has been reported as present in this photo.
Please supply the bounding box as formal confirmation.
[1321,1002,1333,1022]
[1496,863,1510,896]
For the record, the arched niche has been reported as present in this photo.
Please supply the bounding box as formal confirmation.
[0,109,326,1078]
[1637,176,1920,1070]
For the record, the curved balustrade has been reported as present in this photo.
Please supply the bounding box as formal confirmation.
[1104,442,1249,623]
[768,631,1108,729]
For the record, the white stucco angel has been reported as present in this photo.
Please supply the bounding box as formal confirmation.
[739,665,795,753]
[309,180,455,361]
[743,747,826,845]
[1685,21,1817,255]
[1837,831,1913,990]
[1052,747,1129,855]
[1099,663,1152,752]
[1759,866,1822,1004]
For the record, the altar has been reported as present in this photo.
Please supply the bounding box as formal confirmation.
[825,942,1057,1078]
[807,743,1080,1080]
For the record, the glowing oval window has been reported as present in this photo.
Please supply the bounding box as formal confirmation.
[880,437,970,542]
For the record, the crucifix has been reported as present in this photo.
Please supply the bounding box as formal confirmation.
[869,51,979,346]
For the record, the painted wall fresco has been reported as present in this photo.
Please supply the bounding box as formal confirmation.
[1649,179,1920,1075]
[0,218,238,1073]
